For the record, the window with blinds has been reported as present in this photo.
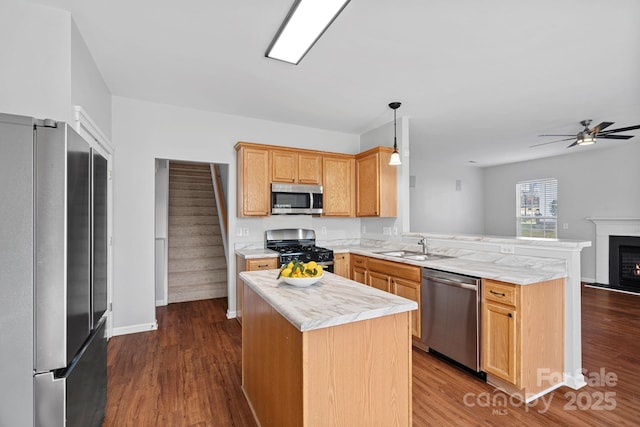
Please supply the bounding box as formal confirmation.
[516,178,557,239]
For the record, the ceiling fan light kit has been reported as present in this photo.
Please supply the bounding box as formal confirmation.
[532,119,640,148]
[389,102,402,166]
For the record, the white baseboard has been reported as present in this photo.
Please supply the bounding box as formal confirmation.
[156,298,167,307]
[581,276,596,283]
[112,321,158,336]
[227,309,238,319]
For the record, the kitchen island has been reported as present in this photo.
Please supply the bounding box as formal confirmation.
[239,269,417,427]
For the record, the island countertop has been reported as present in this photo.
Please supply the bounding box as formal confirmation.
[239,269,417,333]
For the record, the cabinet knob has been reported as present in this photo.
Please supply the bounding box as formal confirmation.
[508,313,513,318]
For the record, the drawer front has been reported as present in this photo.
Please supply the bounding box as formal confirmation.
[247,258,278,271]
[351,254,368,269]
[368,258,421,282]
[483,279,518,306]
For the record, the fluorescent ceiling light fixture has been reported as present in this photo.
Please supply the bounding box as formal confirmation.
[266,0,351,65]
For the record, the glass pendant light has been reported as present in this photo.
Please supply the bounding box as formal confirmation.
[389,102,402,165]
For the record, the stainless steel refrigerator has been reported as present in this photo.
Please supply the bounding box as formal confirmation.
[0,112,108,426]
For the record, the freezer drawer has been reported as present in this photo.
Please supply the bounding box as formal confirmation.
[34,317,107,427]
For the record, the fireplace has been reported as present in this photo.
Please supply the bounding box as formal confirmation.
[609,235,640,293]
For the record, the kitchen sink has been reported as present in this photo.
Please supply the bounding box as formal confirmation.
[376,251,410,257]
[374,251,453,261]
[403,254,452,261]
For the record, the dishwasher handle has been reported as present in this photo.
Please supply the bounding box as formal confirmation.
[425,275,478,291]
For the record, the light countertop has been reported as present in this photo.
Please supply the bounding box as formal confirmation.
[239,269,417,332]
[235,242,569,285]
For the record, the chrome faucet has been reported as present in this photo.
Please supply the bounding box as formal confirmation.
[418,237,428,255]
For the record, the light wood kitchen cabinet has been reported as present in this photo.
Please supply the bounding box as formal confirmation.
[355,147,397,217]
[481,278,565,400]
[235,255,278,324]
[271,150,322,185]
[368,270,391,293]
[322,155,355,216]
[236,144,271,217]
[333,252,350,278]
[392,277,422,339]
[350,254,368,284]
[366,257,422,339]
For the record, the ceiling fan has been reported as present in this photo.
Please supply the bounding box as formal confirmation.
[531,119,640,148]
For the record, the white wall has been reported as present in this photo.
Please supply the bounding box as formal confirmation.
[70,18,112,139]
[483,142,640,281]
[111,96,360,330]
[0,2,71,122]
[409,150,485,234]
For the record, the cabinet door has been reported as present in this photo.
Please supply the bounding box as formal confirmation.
[352,267,367,284]
[297,153,322,184]
[392,278,421,339]
[355,152,380,216]
[368,271,391,293]
[238,147,270,216]
[322,156,354,216]
[482,301,517,385]
[271,150,297,183]
[333,253,350,278]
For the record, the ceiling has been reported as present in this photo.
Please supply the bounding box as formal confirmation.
[29,0,640,167]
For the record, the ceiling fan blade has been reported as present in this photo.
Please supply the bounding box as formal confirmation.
[589,121,614,134]
[567,141,578,148]
[598,124,640,134]
[530,137,575,147]
[599,134,634,140]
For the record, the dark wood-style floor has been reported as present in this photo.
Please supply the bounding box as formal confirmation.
[104,285,640,426]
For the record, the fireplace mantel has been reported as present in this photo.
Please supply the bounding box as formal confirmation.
[587,218,640,284]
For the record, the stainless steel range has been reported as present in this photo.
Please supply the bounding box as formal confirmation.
[265,229,334,273]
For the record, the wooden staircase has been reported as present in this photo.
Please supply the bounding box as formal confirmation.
[168,161,227,303]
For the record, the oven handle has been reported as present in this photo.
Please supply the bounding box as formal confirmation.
[317,261,334,267]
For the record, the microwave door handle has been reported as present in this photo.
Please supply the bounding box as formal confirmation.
[310,192,313,209]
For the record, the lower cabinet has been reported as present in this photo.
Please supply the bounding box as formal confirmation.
[350,254,368,284]
[235,255,278,325]
[350,255,422,339]
[391,277,422,339]
[333,253,350,278]
[481,278,564,401]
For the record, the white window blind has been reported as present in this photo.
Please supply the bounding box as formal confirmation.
[516,178,558,239]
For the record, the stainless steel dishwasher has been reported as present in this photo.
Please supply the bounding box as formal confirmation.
[421,268,482,374]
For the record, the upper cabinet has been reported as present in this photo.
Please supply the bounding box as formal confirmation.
[236,144,271,217]
[272,150,322,185]
[322,155,354,217]
[235,142,397,218]
[355,147,397,217]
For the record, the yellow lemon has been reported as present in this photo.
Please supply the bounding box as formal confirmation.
[281,268,292,277]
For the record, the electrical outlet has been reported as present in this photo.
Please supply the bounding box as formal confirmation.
[242,227,250,236]
[563,223,569,230]
[499,245,515,254]
[362,225,366,234]
[383,227,392,236]
[236,227,243,237]
[321,227,327,234]
[393,227,398,235]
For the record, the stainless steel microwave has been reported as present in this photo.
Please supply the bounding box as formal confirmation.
[271,183,323,215]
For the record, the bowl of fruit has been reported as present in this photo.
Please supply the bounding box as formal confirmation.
[277,260,324,287]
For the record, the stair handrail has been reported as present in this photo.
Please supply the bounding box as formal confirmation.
[210,164,228,264]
